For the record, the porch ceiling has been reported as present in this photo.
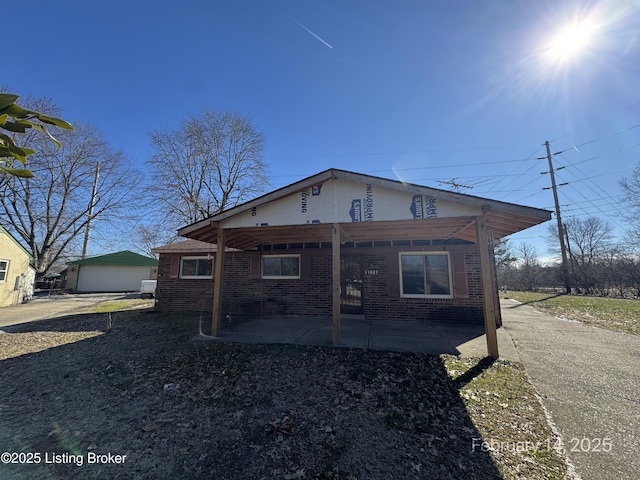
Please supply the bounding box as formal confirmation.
[183,211,544,250]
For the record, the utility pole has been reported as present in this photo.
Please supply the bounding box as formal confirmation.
[542,141,571,293]
[563,222,575,280]
[82,162,100,259]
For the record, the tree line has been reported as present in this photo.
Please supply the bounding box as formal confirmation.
[0,91,268,276]
[497,210,640,297]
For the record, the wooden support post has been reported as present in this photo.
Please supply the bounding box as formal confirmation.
[475,217,499,358]
[332,223,341,344]
[211,228,226,337]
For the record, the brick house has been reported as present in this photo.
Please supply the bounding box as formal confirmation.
[155,169,551,356]
[152,239,217,312]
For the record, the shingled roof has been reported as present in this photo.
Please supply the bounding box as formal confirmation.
[68,250,158,267]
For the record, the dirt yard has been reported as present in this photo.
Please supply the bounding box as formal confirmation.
[0,308,568,479]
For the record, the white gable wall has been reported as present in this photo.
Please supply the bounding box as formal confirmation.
[221,178,483,229]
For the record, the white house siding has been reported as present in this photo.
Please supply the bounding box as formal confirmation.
[222,177,483,229]
[0,229,33,307]
[76,265,152,292]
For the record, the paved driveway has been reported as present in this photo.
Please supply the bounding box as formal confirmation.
[500,298,640,480]
[0,293,138,328]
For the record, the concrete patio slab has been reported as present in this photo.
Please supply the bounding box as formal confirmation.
[197,313,518,358]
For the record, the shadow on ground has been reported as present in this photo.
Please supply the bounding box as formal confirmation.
[0,310,503,479]
[503,293,566,308]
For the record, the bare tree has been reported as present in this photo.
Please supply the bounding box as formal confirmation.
[134,222,179,259]
[494,239,516,269]
[516,242,541,291]
[497,241,541,292]
[616,251,640,297]
[495,239,517,289]
[147,109,268,231]
[561,217,614,294]
[619,164,640,244]
[0,109,141,274]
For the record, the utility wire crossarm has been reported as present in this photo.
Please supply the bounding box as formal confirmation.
[538,141,571,293]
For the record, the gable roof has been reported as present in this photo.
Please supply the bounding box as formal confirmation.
[152,239,217,254]
[178,168,552,249]
[68,250,158,267]
[0,225,33,259]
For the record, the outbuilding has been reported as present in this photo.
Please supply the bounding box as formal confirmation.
[159,169,551,356]
[0,225,35,306]
[66,251,158,293]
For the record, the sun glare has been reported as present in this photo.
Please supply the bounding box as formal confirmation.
[545,19,597,63]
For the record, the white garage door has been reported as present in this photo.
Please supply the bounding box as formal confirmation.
[77,266,151,292]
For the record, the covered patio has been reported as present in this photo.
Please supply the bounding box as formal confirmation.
[197,313,520,359]
[177,169,551,358]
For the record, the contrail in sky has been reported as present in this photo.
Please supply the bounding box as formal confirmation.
[294,19,334,49]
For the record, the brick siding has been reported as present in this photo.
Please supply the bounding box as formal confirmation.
[156,245,485,324]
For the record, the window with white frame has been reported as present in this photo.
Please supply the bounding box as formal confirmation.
[262,254,301,279]
[399,252,452,298]
[180,256,213,279]
[0,260,8,282]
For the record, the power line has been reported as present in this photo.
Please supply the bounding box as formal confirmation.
[267,143,542,162]
[561,195,626,212]
[485,145,545,200]
[268,119,640,184]
[551,123,640,156]
[555,151,631,230]
[554,170,628,233]
[268,128,640,195]
[268,156,548,183]
[573,123,640,150]
[560,142,640,168]
[549,100,640,144]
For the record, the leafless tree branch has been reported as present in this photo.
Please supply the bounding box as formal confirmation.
[0,104,142,274]
[147,109,268,232]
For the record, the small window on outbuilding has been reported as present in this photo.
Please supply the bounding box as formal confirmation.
[180,256,213,279]
[262,254,301,279]
[399,252,452,298]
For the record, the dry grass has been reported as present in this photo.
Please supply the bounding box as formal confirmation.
[503,291,640,335]
[93,299,154,313]
[445,357,567,479]
[0,310,569,479]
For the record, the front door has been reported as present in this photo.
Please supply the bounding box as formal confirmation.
[340,255,363,314]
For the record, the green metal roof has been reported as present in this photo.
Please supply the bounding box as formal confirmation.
[69,250,158,267]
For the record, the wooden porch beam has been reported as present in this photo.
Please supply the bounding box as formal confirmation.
[475,216,499,358]
[332,223,341,344]
[211,228,226,336]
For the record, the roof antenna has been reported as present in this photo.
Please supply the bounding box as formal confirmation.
[437,178,473,193]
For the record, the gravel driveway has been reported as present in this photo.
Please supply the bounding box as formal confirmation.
[500,298,640,480]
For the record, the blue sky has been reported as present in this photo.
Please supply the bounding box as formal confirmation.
[4,0,640,259]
